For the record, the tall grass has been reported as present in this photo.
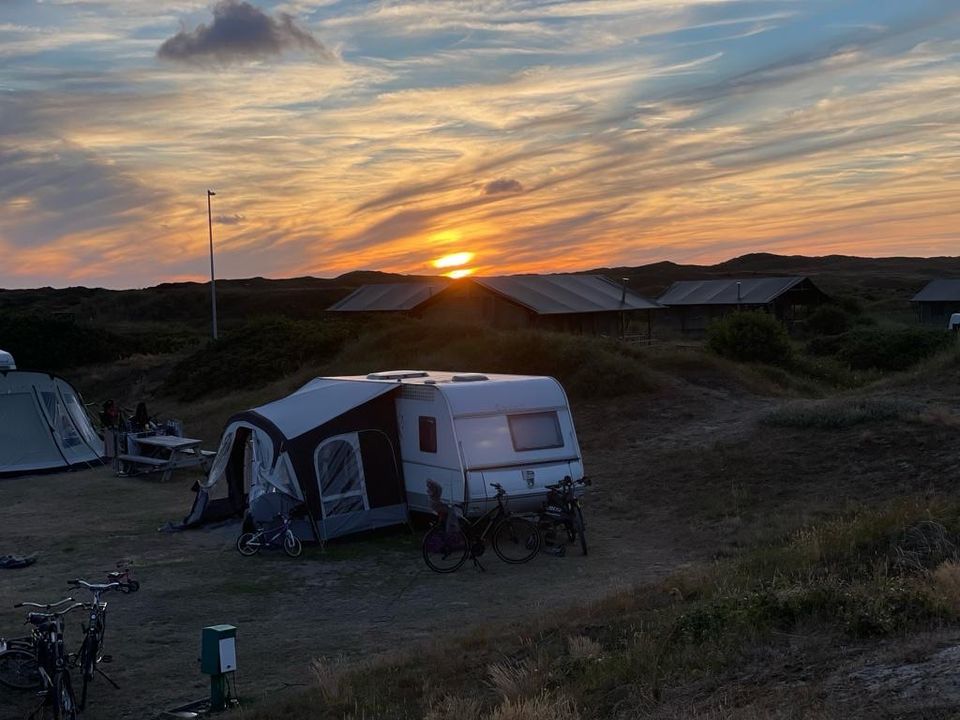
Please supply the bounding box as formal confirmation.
[232,498,960,720]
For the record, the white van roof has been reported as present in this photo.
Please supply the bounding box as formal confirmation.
[0,350,15,370]
[325,370,568,417]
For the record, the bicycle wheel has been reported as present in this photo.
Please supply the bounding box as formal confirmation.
[574,504,587,556]
[422,526,469,573]
[0,648,41,690]
[492,517,541,564]
[53,670,78,720]
[236,532,260,556]
[77,626,101,710]
[283,531,303,558]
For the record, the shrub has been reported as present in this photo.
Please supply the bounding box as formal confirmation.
[706,312,793,366]
[329,320,657,399]
[0,312,131,371]
[160,317,355,399]
[808,326,952,371]
[805,305,851,336]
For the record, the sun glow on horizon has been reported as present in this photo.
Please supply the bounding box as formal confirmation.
[446,268,475,279]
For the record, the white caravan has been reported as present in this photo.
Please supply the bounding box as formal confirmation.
[359,370,585,516]
[186,370,585,541]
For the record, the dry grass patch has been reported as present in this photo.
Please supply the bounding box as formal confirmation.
[486,691,580,720]
[931,561,960,614]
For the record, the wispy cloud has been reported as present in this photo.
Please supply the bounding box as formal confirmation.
[2,0,960,287]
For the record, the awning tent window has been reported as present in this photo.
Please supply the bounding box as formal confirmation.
[315,435,369,517]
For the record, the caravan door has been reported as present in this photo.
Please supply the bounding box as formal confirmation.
[314,433,370,518]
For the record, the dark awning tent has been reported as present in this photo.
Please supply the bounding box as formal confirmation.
[182,378,408,542]
[0,370,104,477]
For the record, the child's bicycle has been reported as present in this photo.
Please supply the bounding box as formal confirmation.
[236,513,303,558]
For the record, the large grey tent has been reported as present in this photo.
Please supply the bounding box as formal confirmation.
[0,370,104,477]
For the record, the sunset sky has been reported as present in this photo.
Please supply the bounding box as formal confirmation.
[2,0,959,288]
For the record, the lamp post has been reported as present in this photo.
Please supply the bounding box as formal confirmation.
[207,189,218,340]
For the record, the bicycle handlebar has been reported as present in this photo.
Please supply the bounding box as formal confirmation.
[68,579,121,591]
[68,577,138,594]
[545,476,590,490]
[24,603,85,623]
[14,598,74,610]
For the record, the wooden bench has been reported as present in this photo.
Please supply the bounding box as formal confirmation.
[116,454,169,467]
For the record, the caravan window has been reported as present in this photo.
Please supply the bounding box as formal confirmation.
[507,412,563,451]
[418,416,437,453]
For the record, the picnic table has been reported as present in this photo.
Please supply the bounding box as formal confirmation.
[117,434,214,482]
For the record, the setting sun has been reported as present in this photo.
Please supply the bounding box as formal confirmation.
[446,268,475,279]
[432,252,474,269]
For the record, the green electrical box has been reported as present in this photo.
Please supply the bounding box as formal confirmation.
[201,624,237,675]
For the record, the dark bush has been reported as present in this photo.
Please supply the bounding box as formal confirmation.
[806,305,851,336]
[808,326,952,371]
[0,313,130,371]
[706,311,793,366]
[331,320,657,399]
[160,317,356,399]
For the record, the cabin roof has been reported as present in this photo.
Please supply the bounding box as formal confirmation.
[472,274,661,314]
[657,276,811,306]
[911,279,960,302]
[326,282,447,312]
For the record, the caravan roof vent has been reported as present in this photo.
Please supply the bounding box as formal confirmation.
[367,370,430,381]
[0,350,15,371]
[451,374,488,382]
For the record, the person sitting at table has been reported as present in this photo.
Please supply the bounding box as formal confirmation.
[130,402,156,433]
[100,400,120,429]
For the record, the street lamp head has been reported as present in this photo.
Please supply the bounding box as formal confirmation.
[207,189,216,197]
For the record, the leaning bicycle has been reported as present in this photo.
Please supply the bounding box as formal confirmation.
[0,599,75,691]
[539,476,590,556]
[68,566,140,710]
[422,482,541,573]
[16,598,84,720]
[237,512,303,557]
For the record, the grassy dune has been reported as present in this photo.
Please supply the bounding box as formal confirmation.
[231,498,960,720]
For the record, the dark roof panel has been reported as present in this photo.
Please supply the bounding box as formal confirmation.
[657,277,807,306]
[911,279,960,302]
[474,274,662,314]
[327,283,447,312]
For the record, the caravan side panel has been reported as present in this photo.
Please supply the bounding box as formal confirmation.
[395,386,464,513]
[448,378,584,514]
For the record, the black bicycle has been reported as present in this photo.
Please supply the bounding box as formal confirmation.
[0,599,76,691]
[539,476,590,556]
[236,513,303,557]
[422,482,541,573]
[15,598,84,720]
[68,567,139,710]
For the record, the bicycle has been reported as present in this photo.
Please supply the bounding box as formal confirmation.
[539,475,590,556]
[0,598,75,691]
[15,598,84,720]
[422,482,541,573]
[236,513,303,557]
[68,567,140,710]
